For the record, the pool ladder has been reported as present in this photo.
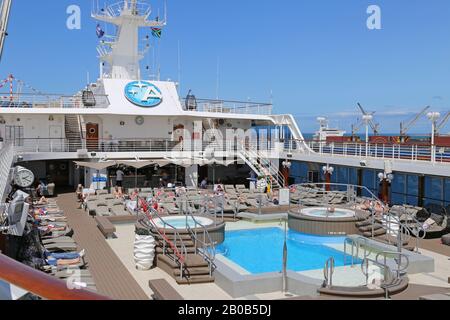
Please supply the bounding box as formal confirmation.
[343,236,372,267]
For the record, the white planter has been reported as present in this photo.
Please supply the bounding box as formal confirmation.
[134,235,156,271]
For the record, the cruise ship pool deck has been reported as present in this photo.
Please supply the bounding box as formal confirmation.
[55,192,450,300]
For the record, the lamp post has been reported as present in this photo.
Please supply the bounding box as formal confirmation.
[427,112,441,163]
[282,160,292,188]
[378,172,394,204]
[322,165,334,192]
[362,114,373,158]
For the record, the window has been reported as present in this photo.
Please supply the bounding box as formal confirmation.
[423,177,444,206]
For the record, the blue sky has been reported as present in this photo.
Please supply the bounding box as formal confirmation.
[1,0,450,133]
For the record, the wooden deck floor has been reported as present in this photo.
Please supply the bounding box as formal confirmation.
[56,192,149,300]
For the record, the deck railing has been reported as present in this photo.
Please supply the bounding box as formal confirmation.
[284,139,450,163]
[0,143,13,202]
[0,253,110,300]
[180,98,273,115]
[10,136,450,166]
[0,92,110,109]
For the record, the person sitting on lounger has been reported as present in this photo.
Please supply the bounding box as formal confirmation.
[38,196,49,205]
[113,186,124,199]
[45,250,86,267]
[374,201,385,218]
[360,200,371,211]
[130,188,139,201]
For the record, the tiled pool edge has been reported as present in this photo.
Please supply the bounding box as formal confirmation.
[214,256,322,299]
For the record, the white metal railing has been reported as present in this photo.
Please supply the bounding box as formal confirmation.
[181,98,273,115]
[239,146,286,188]
[0,143,14,202]
[180,197,217,277]
[0,92,109,109]
[297,140,450,163]
[12,135,450,167]
[137,199,188,281]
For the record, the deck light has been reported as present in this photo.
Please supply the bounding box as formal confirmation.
[427,112,441,162]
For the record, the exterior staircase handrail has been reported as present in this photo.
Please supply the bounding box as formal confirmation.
[137,198,188,281]
[180,196,217,277]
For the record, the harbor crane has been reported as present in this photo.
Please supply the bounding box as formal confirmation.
[400,106,430,142]
[435,111,450,135]
[0,0,11,61]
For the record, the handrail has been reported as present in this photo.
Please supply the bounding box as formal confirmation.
[239,146,286,189]
[323,257,335,288]
[180,197,217,276]
[361,257,396,299]
[0,253,110,300]
[375,251,410,278]
[344,236,371,267]
[137,198,188,280]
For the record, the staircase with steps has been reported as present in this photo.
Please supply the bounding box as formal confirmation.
[136,200,216,285]
[153,230,215,285]
[355,215,420,252]
[64,115,83,152]
[238,147,285,190]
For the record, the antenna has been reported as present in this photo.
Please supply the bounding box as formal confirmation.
[164,0,168,24]
[216,56,220,100]
[177,40,181,95]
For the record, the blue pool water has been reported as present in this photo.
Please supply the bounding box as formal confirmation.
[216,228,355,274]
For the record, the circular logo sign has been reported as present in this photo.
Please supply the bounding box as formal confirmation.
[124,81,163,107]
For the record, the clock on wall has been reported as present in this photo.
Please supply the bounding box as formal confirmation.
[135,116,145,126]
[13,166,35,188]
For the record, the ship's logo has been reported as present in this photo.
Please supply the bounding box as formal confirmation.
[124,81,163,107]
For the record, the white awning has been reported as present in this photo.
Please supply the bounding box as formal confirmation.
[74,161,117,170]
[115,160,155,169]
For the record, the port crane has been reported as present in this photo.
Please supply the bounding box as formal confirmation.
[435,111,450,135]
[351,103,380,141]
[0,0,11,61]
[399,106,430,142]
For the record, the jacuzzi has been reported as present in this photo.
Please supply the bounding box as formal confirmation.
[288,207,360,236]
[153,216,214,230]
[301,207,356,219]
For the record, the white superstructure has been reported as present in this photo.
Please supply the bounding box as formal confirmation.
[0,0,309,189]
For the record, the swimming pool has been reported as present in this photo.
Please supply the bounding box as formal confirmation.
[216,228,356,274]
[153,216,214,229]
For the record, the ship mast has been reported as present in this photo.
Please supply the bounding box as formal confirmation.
[0,0,12,61]
[92,0,166,80]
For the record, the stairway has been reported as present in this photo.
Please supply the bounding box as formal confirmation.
[64,115,83,152]
[356,218,415,251]
[153,231,215,285]
[238,147,285,190]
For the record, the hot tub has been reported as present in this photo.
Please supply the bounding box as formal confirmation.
[288,207,360,236]
[153,216,214,229]
[301,207,356,219]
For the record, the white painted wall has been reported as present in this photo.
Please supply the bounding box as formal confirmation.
[0,115,64,140]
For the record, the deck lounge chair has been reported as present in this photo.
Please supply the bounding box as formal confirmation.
[44,242,78,252]
[42,237,76,244]
[96,190,108,196]
[111,203,129,217]
[162,202,181,215]
[95,203,111,217]
[420,215,449,239]
[236,185,250,194]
